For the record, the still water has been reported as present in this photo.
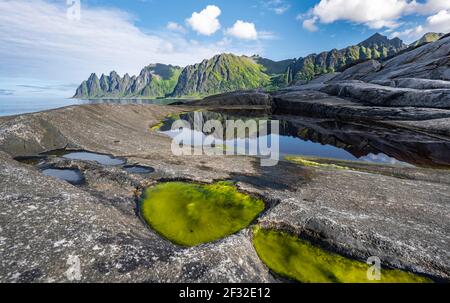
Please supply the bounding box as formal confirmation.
[156,111,450,168]
[0,97,190,117]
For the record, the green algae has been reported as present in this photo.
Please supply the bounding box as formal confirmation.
[150,112,189,132]
[252,227,432,283]
[140,181,265,247]
[150,121,164,131]
[285,156,349,170]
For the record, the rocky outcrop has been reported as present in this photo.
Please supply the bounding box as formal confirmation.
[330,59,382,82]
[268,35,450,115]
[371,78,450,90]
[362,36,450,82]
[318,81,450,109]
[195,90,273,107]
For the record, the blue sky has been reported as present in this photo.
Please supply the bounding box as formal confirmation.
[0,0,449,97]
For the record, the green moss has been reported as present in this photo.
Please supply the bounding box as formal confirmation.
[285,156,349,170]
[150,122,164,131]
[140,181,265,247]
[253,227,432,283]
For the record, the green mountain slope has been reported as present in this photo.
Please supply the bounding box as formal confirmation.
[286,33,407,82]
[170,54,272,97]
[410,32,444,48]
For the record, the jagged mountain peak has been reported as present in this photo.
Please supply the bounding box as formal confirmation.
[74,63,182,98]
[88,73,99,80]
[358,33,405,48]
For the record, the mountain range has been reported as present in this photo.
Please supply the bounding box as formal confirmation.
[73,32,444,99]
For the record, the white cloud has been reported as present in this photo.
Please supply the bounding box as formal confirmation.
[391,9,450,41]
[0,0,260,93]
[412,0,450,14]
[303,17,319,32]
[262,0,291,15]
[258,31,278,40]
[226,20,259,40]
[426,9,450,31]
[301,0,450,32]
[186,5,221,36]
[166,22,186,33]
[304,0,410,31]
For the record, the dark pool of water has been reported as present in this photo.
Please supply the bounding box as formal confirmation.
[60,152,126,166]
[156,110,450,168]
[123,165,155,174]
[42,168,85,185]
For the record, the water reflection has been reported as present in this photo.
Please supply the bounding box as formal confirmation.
[156,110,450,168]
[42,168,85,185]
[43,150,126,166]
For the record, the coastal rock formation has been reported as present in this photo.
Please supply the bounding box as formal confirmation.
[194,35,450,134]
[74,33,417,99]
[0,104,449,282]
[318,81,450,109]
[73,64,182,99]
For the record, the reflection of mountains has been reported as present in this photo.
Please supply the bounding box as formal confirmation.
[169,111,450,168]
[276,117,450,168]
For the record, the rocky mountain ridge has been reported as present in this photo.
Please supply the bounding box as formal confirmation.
[74,32,445,99]
[73,64,182,99]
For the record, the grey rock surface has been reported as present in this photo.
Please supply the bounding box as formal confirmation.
[319,81,450,109]
[331,60,382,82]
[363,36,450,81]
[0,104,449,282]
[371,78,450,89]
[195,90,273,107]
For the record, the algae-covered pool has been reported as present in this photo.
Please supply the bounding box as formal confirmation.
[140,181,265,247]
[252,227,432,283]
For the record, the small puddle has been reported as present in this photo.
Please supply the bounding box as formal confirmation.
[124,165,155,174]
[45,151,126,166]
[252,226,432,283]
[140,181,265,247]
[42,168,85,185]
